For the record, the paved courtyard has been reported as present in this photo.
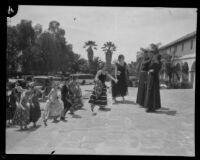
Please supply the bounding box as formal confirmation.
[6,85,195,156]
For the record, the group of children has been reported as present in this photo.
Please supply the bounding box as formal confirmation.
[6,83,41,130]
[42,76,83,126]
[6,76,83,130]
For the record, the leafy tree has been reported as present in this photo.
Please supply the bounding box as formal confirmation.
[78,58,90,73]
[15,20,35,74]
[90,57,101,75]
[127,61,137,76]
[7,19,89,76]
[7,25,20,75]
[160,53,180,84]
[16,20,35,50]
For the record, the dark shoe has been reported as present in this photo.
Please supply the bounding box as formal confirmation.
[139,105,145,108]
[43,120,47,126]
[60,117,67,122]
[69,107,74,114]
[69,111,74,115]
[53,118,59,122]
[92,112,97,116]
[99,106,105,110]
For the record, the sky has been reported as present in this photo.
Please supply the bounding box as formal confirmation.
[8,6,197,63]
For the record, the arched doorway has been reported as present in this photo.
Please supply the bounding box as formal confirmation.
[182,62,189,82]
[191,61,195,88]
[174,63,182,82]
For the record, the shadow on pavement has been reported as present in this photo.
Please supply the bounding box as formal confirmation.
[52,120,60,123]
[99,107,111,111]
[155,110,177,116]
[27,125,42,132]
[117,100,137,105]
[60,119,68,122]
[72,114,82,118]
[159,107,170,110]
[15,125,42,132]
[6,125,18,129]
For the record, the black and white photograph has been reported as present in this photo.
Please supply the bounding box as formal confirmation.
[6,5,196,156]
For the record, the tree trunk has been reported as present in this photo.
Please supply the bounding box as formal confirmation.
[105,51,112,73]
[87,46,93,65]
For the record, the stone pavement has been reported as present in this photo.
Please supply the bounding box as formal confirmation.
[6,86,195,156]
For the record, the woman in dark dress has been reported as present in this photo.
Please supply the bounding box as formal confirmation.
[144,51,162,112]
[89,62,117,112]
[29,88,41,127]
[136,49,152,107]
[13,89,31,130]
[112,55,129,103]
[68,77,83,113]
[9,88,18,122]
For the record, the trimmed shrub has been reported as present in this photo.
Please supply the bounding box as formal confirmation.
[180,81,192,89]
[168,81,192,89]
[168,82,181,89]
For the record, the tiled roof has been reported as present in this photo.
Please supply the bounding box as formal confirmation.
[159,31,196,50]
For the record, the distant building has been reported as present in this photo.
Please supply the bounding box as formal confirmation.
[159,31,196,88]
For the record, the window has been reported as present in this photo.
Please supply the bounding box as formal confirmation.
[182,42,184,51]
[191,39,193,50]
[174,45,177,53]
[168,48,170,54]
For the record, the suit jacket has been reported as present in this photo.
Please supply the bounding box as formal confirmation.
[61,85,70,101]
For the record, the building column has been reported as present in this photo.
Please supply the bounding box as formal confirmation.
[189,71,192,83]
[180,64,183,83]
[189,70,194,88]
[180,73,183,83]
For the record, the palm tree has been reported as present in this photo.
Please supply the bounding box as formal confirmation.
[48,21,60,34]
[160,53,180,85]
[101,41,116,73]
[83,41,97,66]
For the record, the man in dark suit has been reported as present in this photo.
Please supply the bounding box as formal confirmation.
[60,77,72,121]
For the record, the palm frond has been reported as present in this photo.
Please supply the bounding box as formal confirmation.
[84,40,98,48]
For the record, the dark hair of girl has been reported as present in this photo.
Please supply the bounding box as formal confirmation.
[118,54,125,61]
[98,61,104,69]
